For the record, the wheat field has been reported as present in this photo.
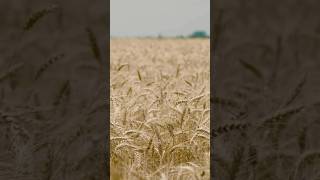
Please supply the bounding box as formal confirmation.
[110,38,210,180]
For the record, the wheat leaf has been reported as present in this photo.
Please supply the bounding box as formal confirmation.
[239,59,263,79]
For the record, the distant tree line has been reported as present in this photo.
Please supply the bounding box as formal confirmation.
[157,30,209,39]
[175,31,209,39]
[189,31,209,38]
[154,30,210,39]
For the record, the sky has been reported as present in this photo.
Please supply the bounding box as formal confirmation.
[111,0,210,37]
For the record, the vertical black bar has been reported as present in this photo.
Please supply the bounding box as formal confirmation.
[211,1,219,179]
[212,1,320,179]
[106,0,110,178]
[210,0,214,179]
[0,1,108,179]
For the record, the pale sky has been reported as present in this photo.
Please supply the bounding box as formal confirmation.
[111,0,210,37]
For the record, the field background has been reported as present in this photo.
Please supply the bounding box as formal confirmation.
[110,38,210,180]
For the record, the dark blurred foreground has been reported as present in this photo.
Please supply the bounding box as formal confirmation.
[0,1,108,179]
[212,0,320,179]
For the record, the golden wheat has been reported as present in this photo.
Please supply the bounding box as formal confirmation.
[110,38,210,180]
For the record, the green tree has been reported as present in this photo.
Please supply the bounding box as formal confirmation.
[190,31,208,38]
